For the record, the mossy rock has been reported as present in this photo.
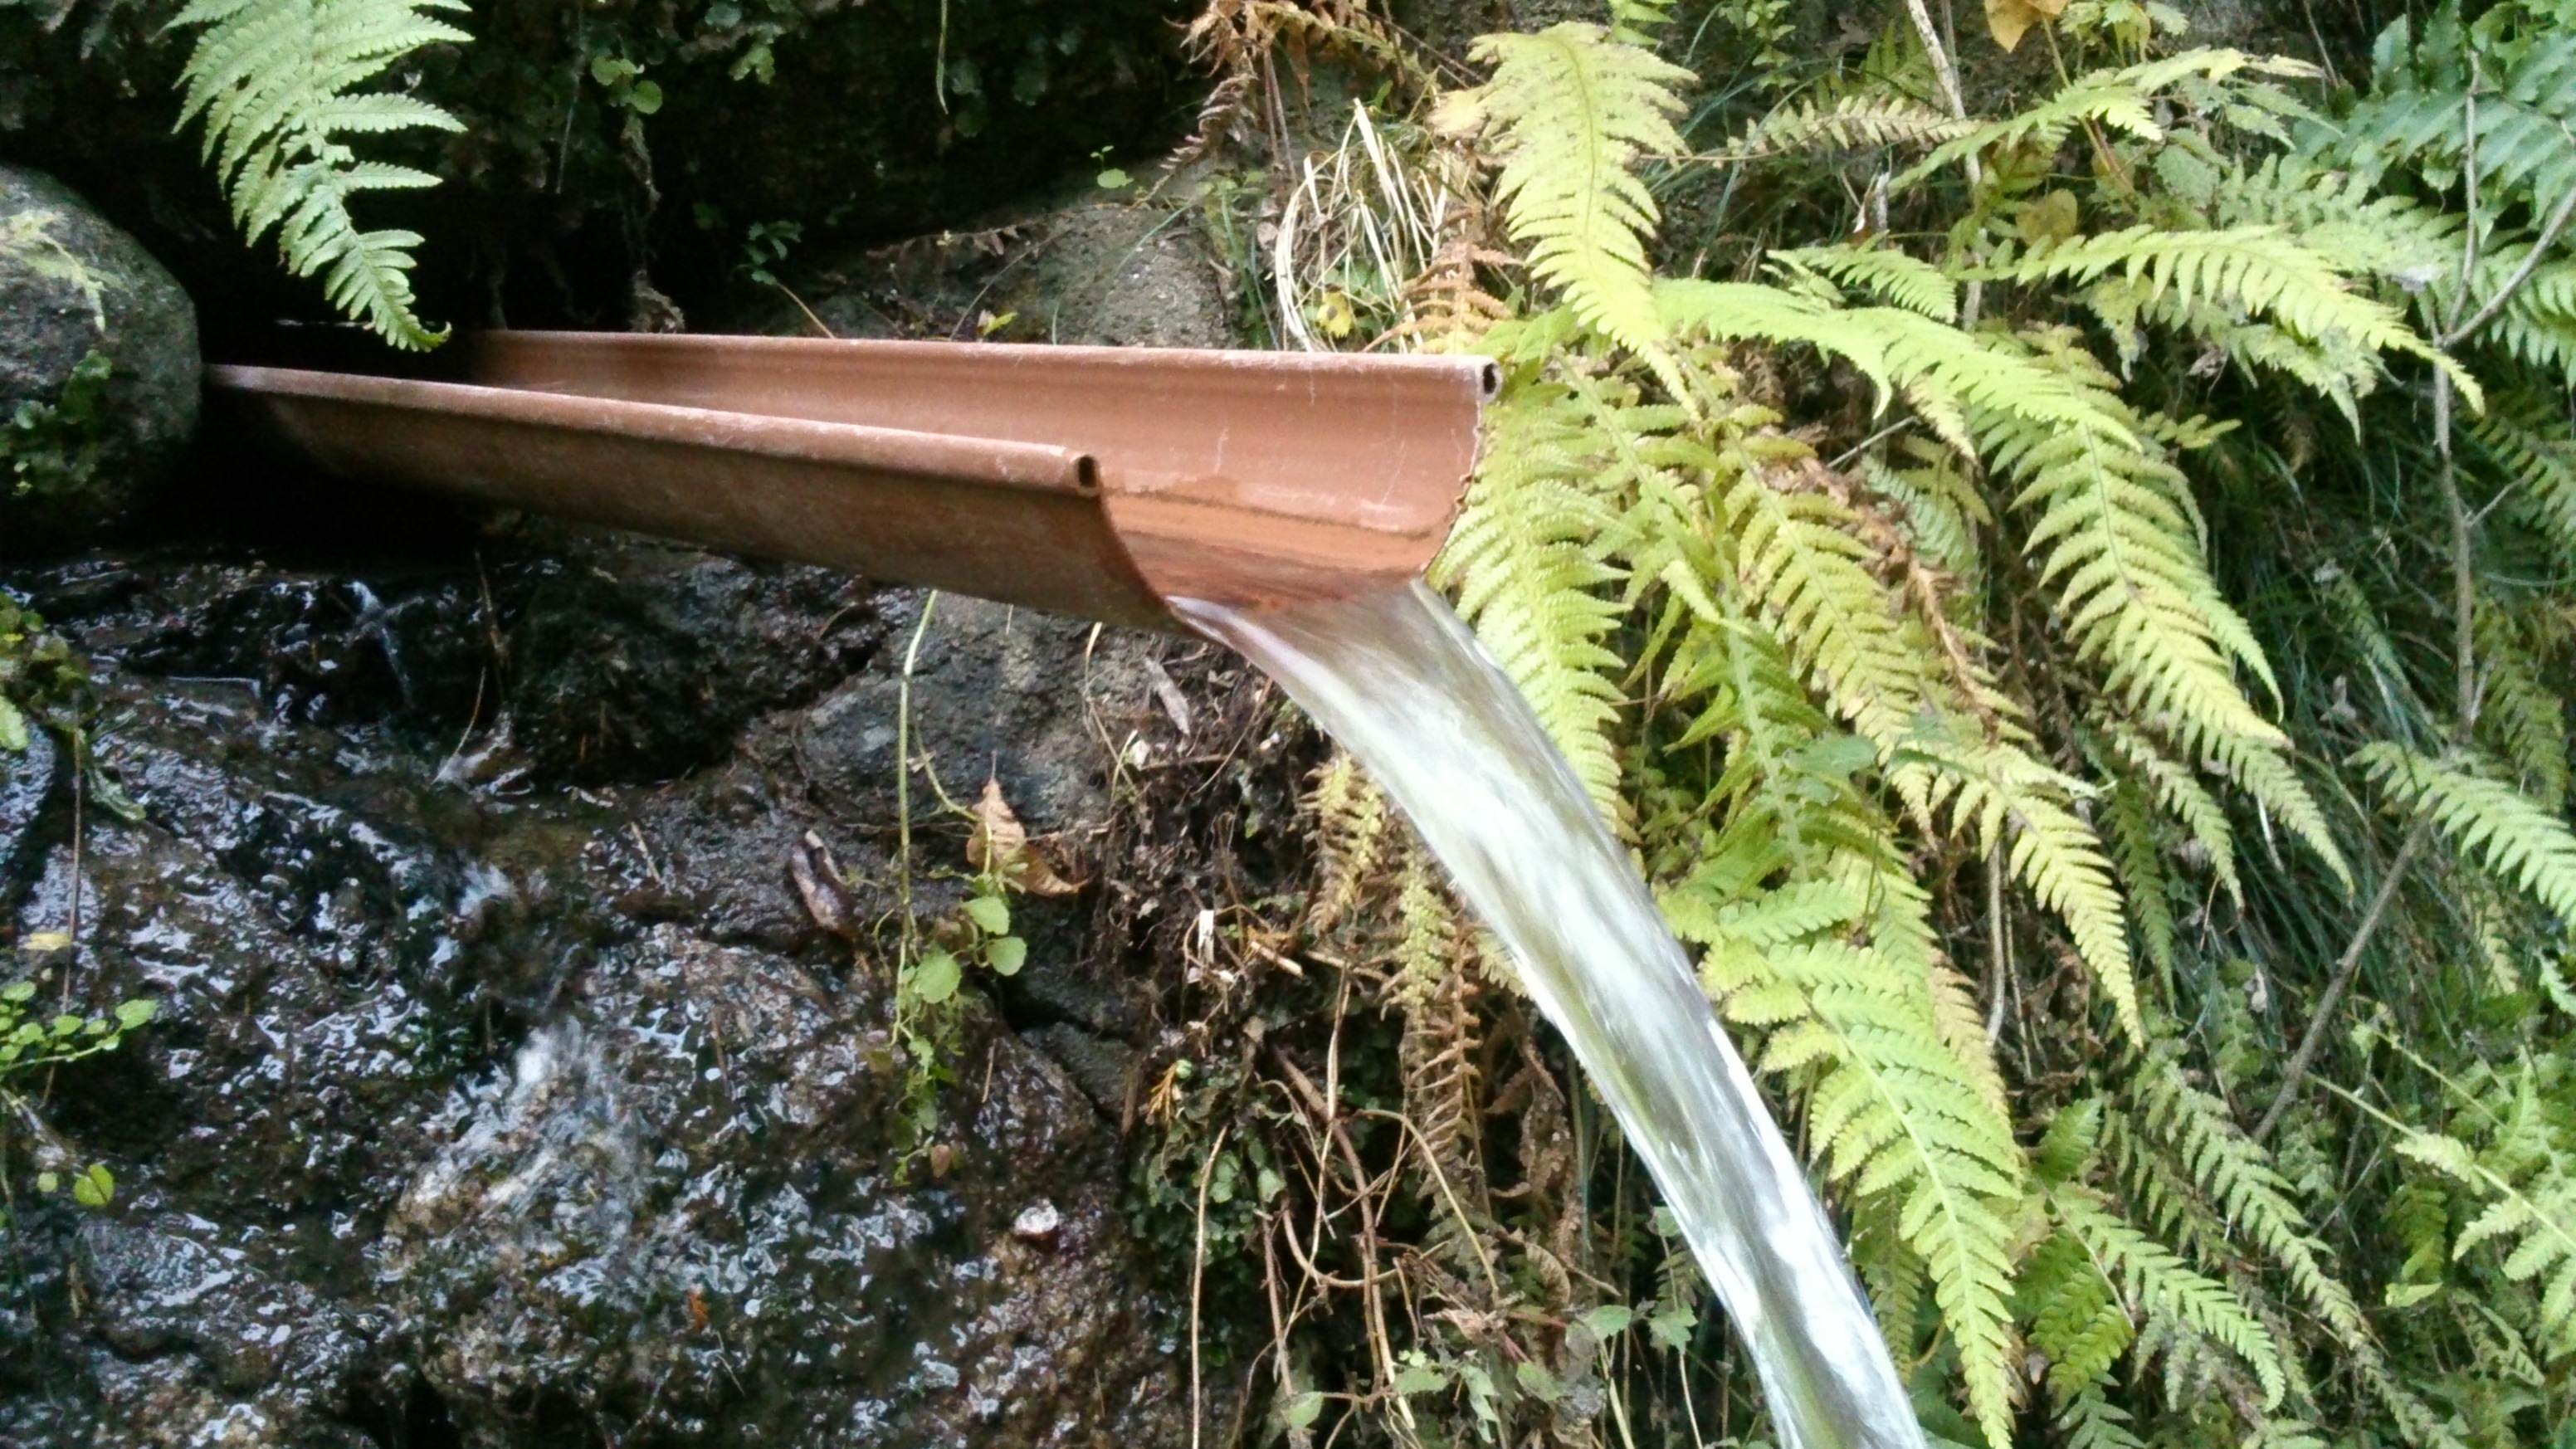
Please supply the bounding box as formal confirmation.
[0,164,198,556]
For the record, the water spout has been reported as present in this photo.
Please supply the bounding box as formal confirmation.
[213,333,1925,1448]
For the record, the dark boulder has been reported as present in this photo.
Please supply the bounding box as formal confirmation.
[0,164,198,554]
[0,531,1206,1447]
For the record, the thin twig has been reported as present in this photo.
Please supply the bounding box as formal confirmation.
[1895,0,1986,324]
[1354,1105,1504,1300]
[2442,150,2576,349]
[1192,1124,1230,1449]
[2254,812,2434,1142]
[2259,361,2472,1143]
[1274,1050,1414,1435]
[2261,86,2538,1140]
[1983,842,2009,1043]
[2438,371,2477,734]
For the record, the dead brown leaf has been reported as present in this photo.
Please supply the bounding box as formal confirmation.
[1984,0,2063,52]
[788,831,861,938]
[968,778,1083,897]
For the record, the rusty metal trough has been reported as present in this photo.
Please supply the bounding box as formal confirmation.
[208,332,1495,632]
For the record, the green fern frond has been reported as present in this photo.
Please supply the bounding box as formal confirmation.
[1965,344,2350,886]
[1897,51,2291,192]
[2475,608,2571,812]
[2022,1227,2132,1398]
[2473,390,2576,565]
[1657,279,2137,455]
[2055,1187,2289,1407]
[1778,244,1959,323]
[2104,721,2240,898]
[2334,24,2576,213]
[1928,960,2012,1127]
[2115,1056,2376,1353]
[1723,447,1944,749]
[1864,442,1990,583]
[1432,366,1632,820]
[1656,281,2348,895]
[2387,1066,2576,1358]
[168,0,469,348]
[2102,774,2178,982]
[1984,227,2474,409]
[2357,744,2576,923]
[1603,0,1674,45]
[1737,94,1972,159]
[1697,933,2026,1448]
[1900,736,2144,1042]
[2058,1386,2149,1449]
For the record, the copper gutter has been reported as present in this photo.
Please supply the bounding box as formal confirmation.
[207,332,1495,632]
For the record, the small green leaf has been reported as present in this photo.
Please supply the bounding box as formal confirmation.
[985,934,1027,976]
[1283,1392,1325,1430]
[627,79,663,114]
[1095,168,1131,189]
[1582,1304,1636,1339]
[910,947,962,1004]
[2,981,35,1003]
[964,895,1011,936]
[590,56,639,84]
[1392,1363,1447,1395]
[1647,1304,1696,1350]
[115,999,154,1030]
[0,695,27,753]
[36,1171,59,1193]
[72,1162,113,1208]
[89,773,142,822]
[1513,1360,1562,1402]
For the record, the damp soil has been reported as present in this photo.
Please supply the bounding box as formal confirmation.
[0,466,1305,1446]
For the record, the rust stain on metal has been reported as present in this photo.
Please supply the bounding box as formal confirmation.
[208,332,1494,631]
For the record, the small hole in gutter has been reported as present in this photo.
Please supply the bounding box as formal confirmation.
[1479,362,1501,400]
[1076,456,1101,493]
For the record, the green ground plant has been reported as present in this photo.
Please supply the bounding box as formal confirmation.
[0,975,154,1226]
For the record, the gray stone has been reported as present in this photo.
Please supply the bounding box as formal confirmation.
[0,720,54,883]
[0,165,198,554]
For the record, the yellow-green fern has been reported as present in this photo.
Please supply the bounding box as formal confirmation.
[1447,22,1691,398]
[169,0,470,349]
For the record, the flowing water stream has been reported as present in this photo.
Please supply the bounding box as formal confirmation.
[1174,580,1925,1449]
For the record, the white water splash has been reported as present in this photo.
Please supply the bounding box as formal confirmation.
[1175,580,1925,1449]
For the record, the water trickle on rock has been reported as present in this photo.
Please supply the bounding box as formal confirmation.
[1175,580,1925,1449]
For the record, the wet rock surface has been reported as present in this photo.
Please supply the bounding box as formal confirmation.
[0,515,1212,1447]
[0,163,199,554]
